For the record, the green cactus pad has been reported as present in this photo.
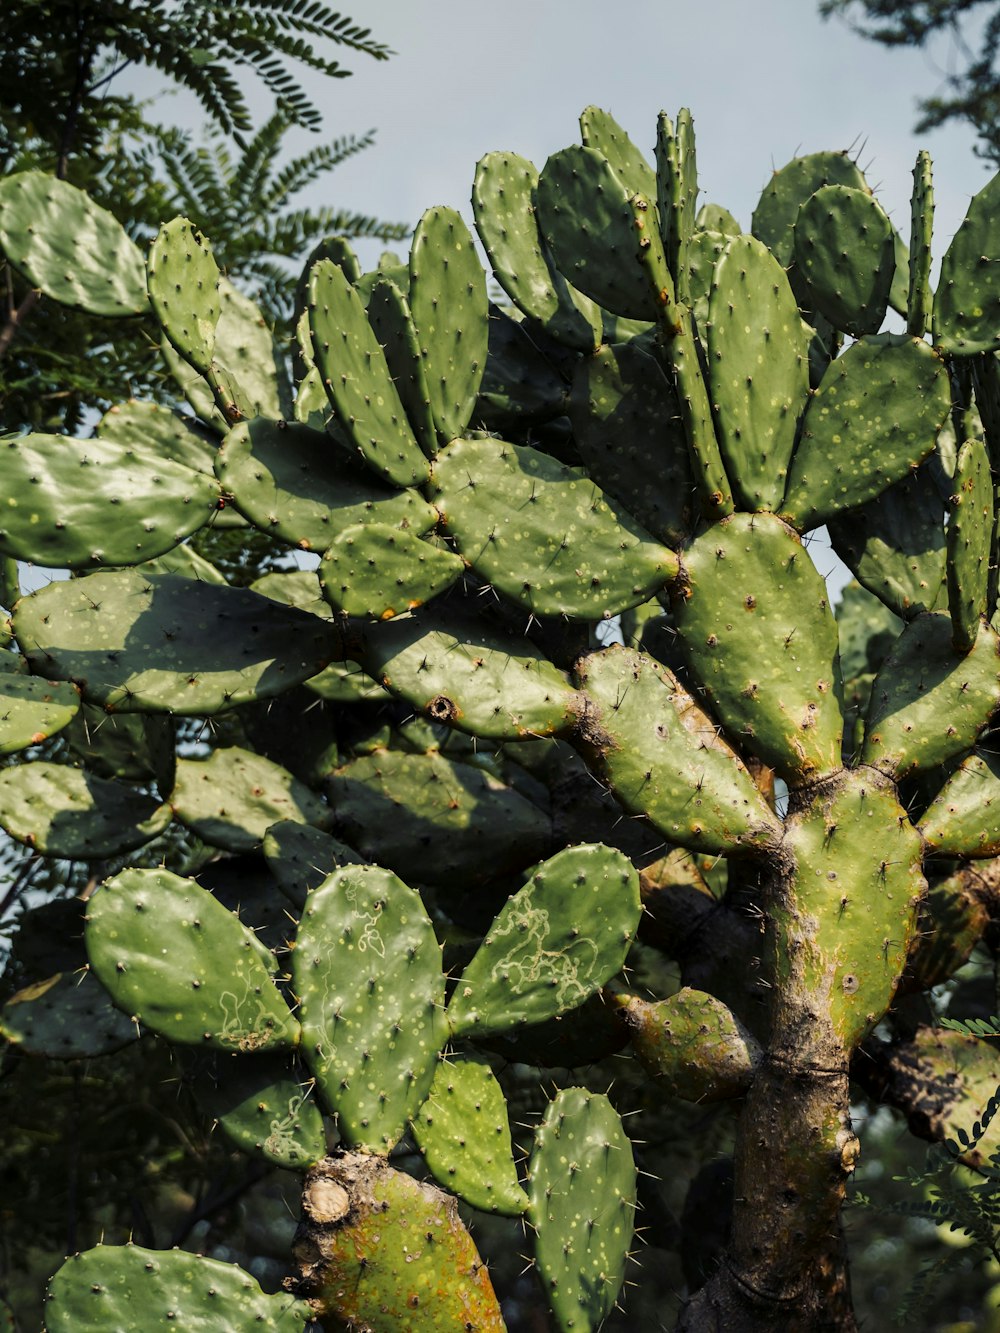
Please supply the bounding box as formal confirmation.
[568,340,694,544]
[295,1153,504,1331]
[781,334,950,531]
[192,1053,326,1170]
[674,511,843,781]
[0,171,147,316]
[319,523,464,620]
[935,171,1000,355]
[907,150,934,337]
[97,399,218,475]
[783,769,924,1047]
[536,145,661,321]
[862,612,1000,775]
[170,747,332,853]
[432,437,678,619]
[880,1027,1000,1170]
[655,109,699,301]
[0,432,222,569]
[14,570,341,714]
[527,1088,636,1333]
[217,279,293,420]
[0,665,79,754]
[580,105,656,199]
[412,1055,528,1215]
[751,150,869,268]
[294,864,446,1150]
[147,217,220,373]
[362,605,580,741]
[327,748,551,888]
[575,645,781,855]
[919,748,1000,857]
[448,844,639,1037]
[685,229,727,333]
[366,276,437,454]
[792,185,896,337]
[0,969,138,1059]
[947,437,993,651]
[263,820,365,909]
[408,206,489,445]
[0,762,170,857]
[472,151,602,351]
[828,464,946,620]
[697,203,741,236]
[64,704,175,788]
[611,986,761,1101]
[309,259,429,488]
[44,1243,311,1332]
[706,234,810,510]
[86,868,299,1052]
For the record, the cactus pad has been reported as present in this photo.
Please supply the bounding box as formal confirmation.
[537,145,660,320]
[216,418,437,551]
[432,436,679,618]
[576,645,781,854]
[0,171,147,316]
[327,748,551,887]
[293,864,446,1150]
[86,868,299,1052]
[792,185,896,337]
[674,511,843,780]
[935,171,1000,355]
[309,259,430,488]
[0,762,170,858]
[946,437,993,651]
[362,605,581,740]
[294,1153,504,1331]
[0,664,79,755]
[14,570,341,714]
[146,217,220,373]
[44,1244,311,1332]
[781,334,950,531]
[192,1052,327,1170]
[0,969,138,1059]
[706,234,810,510]
[412,1055,528,1216]
[527,1088,636,1333]
[919,748,1000,857]
[170,747,332,853]
[263,820,365,909]
[0,432,221,569]
[568,339,694,543]
[448,844,640,1037]
[862,613,1000,775]
[319,522,464,619]
[408,205,489,445]
[472,151,602,351]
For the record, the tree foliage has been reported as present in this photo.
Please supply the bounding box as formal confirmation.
[822,0,1000,164]
[0,0,405,431]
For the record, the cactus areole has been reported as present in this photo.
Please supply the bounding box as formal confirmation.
[6,107,1000,1333]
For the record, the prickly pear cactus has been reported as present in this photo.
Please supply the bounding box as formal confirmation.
[7,104,1000,1333]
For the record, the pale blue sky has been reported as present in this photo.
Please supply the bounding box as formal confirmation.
[272,0,990,271]
[121,1,993,600]
[136,0,992,271]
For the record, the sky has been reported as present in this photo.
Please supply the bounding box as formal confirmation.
[121,0,995,599]
[134,0,992,272]
[251,0,990,272]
